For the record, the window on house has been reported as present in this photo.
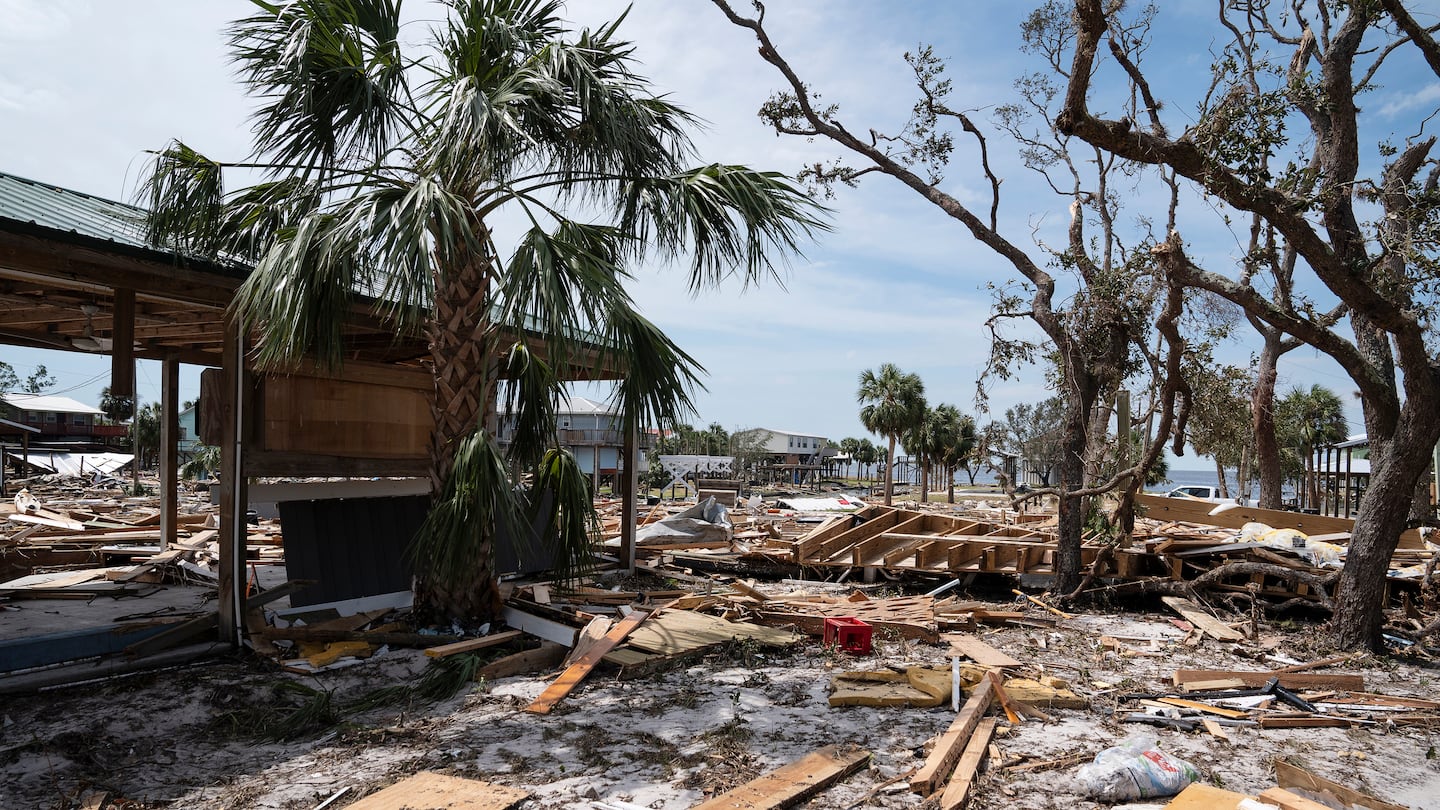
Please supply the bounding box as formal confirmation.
[74,414,88,425]
[45,412,57,423]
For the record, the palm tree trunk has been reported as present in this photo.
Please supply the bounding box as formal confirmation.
[884,436,896,507]
[417,251,503,623]
[919,454,929,503]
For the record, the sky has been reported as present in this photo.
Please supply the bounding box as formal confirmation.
[2,0,1435,465]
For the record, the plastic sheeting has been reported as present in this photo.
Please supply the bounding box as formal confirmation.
[634,496,733,546]
[5,451,133,477]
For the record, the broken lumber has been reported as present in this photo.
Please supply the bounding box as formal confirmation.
[936,716,996,810]
[691,745,870,810]
[911,677,995,796]
[1171,669,1364,691]
[1161,597,1244,642]
[346,770,528,810]
[476,642,567,681]
[526,609,650,714]
[1273,760,1407,810]
[424,630,523,658]
[946,634,1021,669]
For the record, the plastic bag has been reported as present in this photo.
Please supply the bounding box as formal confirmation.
[1076,734,1202,801]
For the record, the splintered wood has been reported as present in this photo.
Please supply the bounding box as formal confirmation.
[691,745,870,810]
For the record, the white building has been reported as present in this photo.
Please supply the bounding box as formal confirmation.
[496,394,649,485]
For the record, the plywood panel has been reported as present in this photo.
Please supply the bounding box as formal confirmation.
[260,373,428,459]
[1135,493,1423,549]
[347,771,528,810]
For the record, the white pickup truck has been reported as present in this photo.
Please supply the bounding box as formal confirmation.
[1165,485,1244,506]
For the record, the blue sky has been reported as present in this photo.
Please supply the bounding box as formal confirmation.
[3,1,1433,461]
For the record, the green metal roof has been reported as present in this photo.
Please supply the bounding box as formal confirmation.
[0,171,150,250]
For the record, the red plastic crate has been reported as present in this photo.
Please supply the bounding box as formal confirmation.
[822,616,872,654]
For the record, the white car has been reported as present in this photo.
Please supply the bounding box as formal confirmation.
[1165,485,1243,506]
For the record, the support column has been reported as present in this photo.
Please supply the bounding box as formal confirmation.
[218,321,248,645]
[619,425,638,573]
[159,354,179,551]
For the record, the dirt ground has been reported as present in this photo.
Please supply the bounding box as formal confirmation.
[3,595,1439,810]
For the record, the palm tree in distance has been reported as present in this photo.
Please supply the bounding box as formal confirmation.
[141,0,822,622]
[931,404,975,504]
[1277,385,1348,510]
[858,364,925,507]
[902,405,940,503]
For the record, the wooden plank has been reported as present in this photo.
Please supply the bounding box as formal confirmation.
[691,745,870,810]
[526,609,650,714]
[424,630,524,659]
[1201,718,1230,741]
[346,771,528,810]
[1172,670,1365,691]
[1257,788,1340,810]
[1156,697,1251,719]
[946,635,1021,669]
[937,717,996,810]
[476,642,567,681]
[1161,597,1244,642]
[911,678,994,796]
[1161,783,1250,809]
[984,671,1021,725]
[1134,492,1424,549]
[1273,760,1407,810]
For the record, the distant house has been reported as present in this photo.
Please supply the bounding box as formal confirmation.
[731,427,832,484]
[496,394,650,487]
[178,403,199,457]
[0,393,126,447]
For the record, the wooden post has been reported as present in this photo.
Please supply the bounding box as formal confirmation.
[619,424,638,573]
[159,354,179,551]
[218,320,248,645]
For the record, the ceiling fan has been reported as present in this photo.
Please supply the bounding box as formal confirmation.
[70,303,114,352]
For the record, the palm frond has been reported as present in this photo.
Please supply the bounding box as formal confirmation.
[140,141,225,259]
[214,177,322,262]
[230,0,408,173]
[529,446,599,585]
[620,165,828,291]
[498,341,560,466]
[409,429,526,600]
[231,211,360,371]
[603,306,704,435]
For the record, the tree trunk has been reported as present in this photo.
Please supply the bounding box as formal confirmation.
[1332,426,1434,649]
[1053,400,1090,595]
[919,454,929,503]
[1214,456,1229,499]
[416,252,503,624]
[883,436,896,507]
[1253,323,1287,510]
[947,465,956,503]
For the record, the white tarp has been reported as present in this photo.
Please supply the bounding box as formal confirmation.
[6,451,133,476]
[775,495,868,512]
[631,496,733,547]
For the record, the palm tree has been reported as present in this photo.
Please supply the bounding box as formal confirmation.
[930,404,975,504]
[1276,385,1348,510]
[857,364,925,507]
[902,404,941,503]
[141,0,821,622]
[855,438,879,487]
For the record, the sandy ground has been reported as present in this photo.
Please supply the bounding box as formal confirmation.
[3,597,1439,810]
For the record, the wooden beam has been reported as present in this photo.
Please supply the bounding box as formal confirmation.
[691,745,870,810]
[937,717,996,810]
[111,287,134,395]
[1171,669,1364,691]
[423,630,524,658]
[525,609,650,714]
[218,317,247,645]
[1161,597,1244,642]
[1134,492,1424,549]
[159,353,178,551]
[911,677,994,795]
